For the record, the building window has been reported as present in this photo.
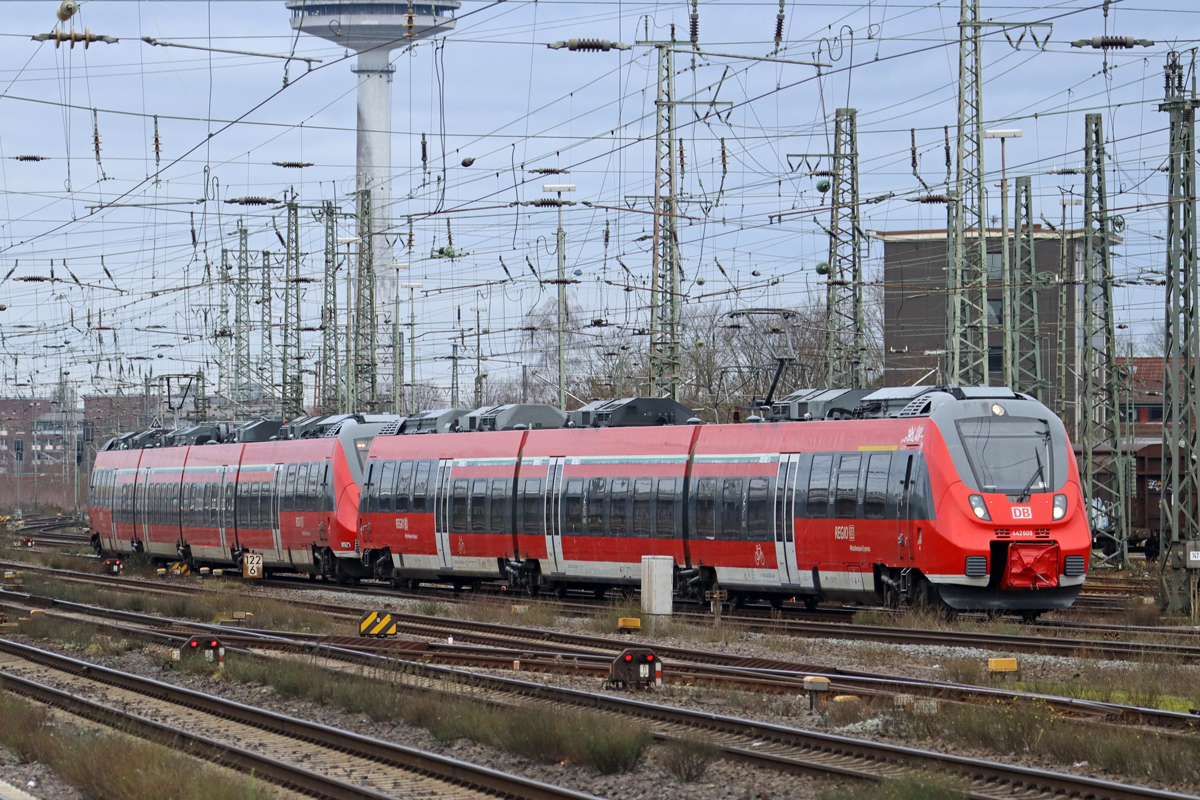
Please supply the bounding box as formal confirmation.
[986,299,1002,327]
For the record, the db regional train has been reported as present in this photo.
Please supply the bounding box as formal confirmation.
[87,386,1090,614]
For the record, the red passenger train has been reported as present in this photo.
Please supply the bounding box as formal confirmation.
[88,387,1090,614]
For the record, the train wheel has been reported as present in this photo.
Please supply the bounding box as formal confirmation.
[1020,610,1042,624]
[555,583,569,600]
[769,597,784,610]
[409,579,422,591]
[803,596,819,610]
[594,587,608,601]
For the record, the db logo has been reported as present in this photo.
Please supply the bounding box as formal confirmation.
[1012,506,1033,520]
[754,544,766,566]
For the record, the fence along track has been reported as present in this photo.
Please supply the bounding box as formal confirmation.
[0,639,600,800]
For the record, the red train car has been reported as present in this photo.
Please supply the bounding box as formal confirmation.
[87,418,385,579]
[89,388,1090,614]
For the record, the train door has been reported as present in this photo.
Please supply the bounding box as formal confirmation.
[223,467,238,556]
[134,468,148,546]
[774,454,802,585]
[543,457,567,574]
[434,459,454,570]
[897,454,915,561]
[271,466,285,563]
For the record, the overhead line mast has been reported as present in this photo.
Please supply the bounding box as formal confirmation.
[1158,51,1199,613]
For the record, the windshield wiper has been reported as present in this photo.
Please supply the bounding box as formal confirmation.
[1016,450,1044,503]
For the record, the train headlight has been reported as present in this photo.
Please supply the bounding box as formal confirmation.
[968,494,991,521]
[1052,493,1068,520]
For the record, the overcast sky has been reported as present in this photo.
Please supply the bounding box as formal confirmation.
[0,0,1194,404]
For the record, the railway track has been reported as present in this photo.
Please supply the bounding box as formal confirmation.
[0,637,601,800]
[8,559,1200,665]
[5,577,1200,737]
[1,615,1192,800]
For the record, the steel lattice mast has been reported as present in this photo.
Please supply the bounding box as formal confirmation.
[948,0,989,386]
[352,188,377,410]
[649,41,681,400]
[1079,112,1129,563]
[218,247,231,401]
[824,108,865,389]
[1012,175,1045,401]
[234,221,251,404]
[281,199,304,418]
[1159,52,1200,612]
[319,201,340,414]
[259,249,273,406]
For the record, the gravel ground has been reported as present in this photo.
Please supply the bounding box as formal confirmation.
[5,636,822,800]
[0,745,85,800]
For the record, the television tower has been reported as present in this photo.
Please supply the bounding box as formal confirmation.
[287,0,460,402]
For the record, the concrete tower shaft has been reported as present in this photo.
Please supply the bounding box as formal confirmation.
[287,0,460,404]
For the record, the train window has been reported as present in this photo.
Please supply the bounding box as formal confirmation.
[451,479,470,533]
[586,478,607,536]
[489,479,510,534]
[395,461,413,513]
[747,477,771,540]
[379,462,396,513]
[721,478,745,540]
[471,479,488,533]
[656,478,677,538]
[564,478,584,535]
[694,477,718,539]
[260,481,272,528]
[412,461,432,512]
[633,478,653,538]
[956,416,1053,494]
[610,478,629,536]
[807,455,833,518]
[362,463,378,513]
[283,465,298,510]
[521,478,543,535]
[835,454,861,518]
[293,464,308,512]
[864,454,891,519]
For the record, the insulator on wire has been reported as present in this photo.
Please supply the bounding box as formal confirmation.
[690,0,699,47]
[421,133,428,171]
[721,138,728,174]
[407,216,415,250]
[774,0,786,52]
[678,140,686,171]
[910,129,918,171]
[446,218,453,247]
[92,109,107,180]
[603,219,610,248]
[153,115,162,173]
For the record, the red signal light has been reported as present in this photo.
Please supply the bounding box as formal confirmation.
[624,654,633,661]
[189,641,198,648]
[646,654,654,661]
[210,641,218,648]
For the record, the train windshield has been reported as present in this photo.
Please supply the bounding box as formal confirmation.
[956,417,1053,495]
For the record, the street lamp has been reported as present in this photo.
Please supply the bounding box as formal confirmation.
[402,283,424,414]
[985,128,1022,388]
[545,183,576,410]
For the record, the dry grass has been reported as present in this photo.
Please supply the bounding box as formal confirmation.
[584,598,644,634]
[184,654,652,774]
[449,595,561,628]
[0,685,273,800]
[16,616,138,655]
[18,574,336,634]
[1021,658,1200,711]
[819,774,970,800]
[659,737,719,782]
[887,698,1200,785]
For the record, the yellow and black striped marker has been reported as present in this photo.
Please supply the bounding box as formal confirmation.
[359,611,397,638]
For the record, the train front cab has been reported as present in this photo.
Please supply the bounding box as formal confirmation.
[921,395,1090,612]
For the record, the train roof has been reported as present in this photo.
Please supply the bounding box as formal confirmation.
[97,388,1049,454]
